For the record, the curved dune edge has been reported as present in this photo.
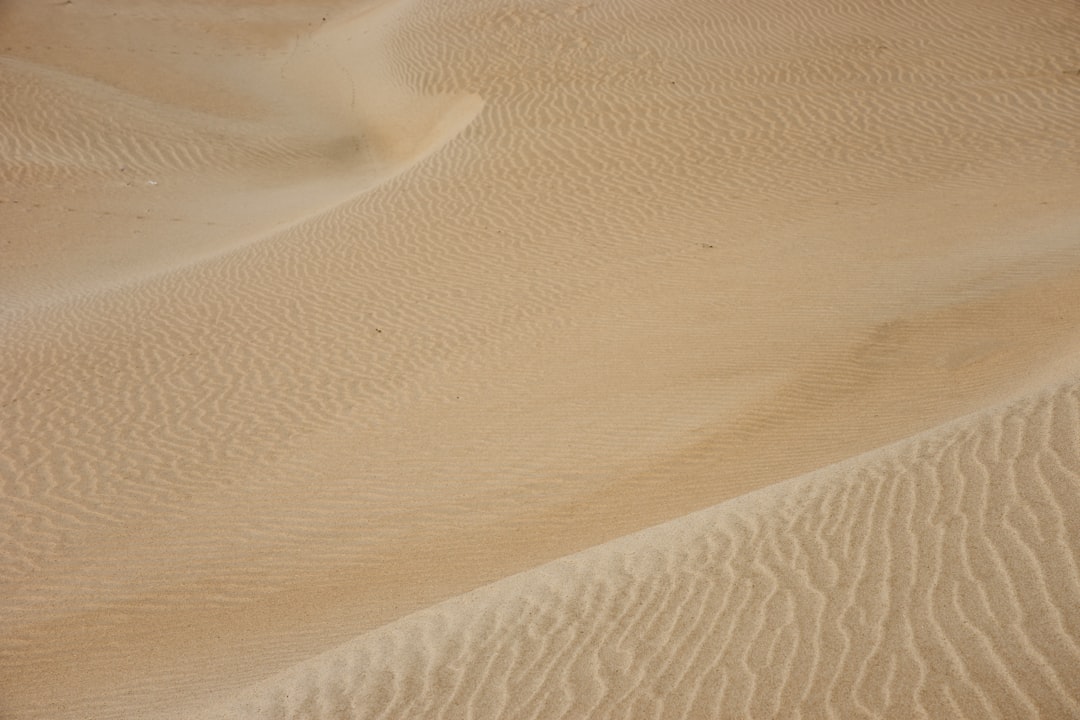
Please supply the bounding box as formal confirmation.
[196,374,1080,719]
[0,0,483,306]
[3,0,1080,717]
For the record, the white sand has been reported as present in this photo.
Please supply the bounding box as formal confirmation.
[2,0,1079,717]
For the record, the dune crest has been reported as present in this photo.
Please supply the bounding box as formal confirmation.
[0,0,481,304]
[202,374,1080,719]
[2,0,1079,717]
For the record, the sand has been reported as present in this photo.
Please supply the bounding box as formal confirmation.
[1,0,1079,717]
[202,376,1080,718]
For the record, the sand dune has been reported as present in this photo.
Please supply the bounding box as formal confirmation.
[0,0,480,303]
[200,373,1080,718]
[2,0,1080,717]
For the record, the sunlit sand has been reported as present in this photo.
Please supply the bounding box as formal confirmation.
[2,0,1079,717]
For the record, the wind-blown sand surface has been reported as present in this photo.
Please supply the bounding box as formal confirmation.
[203,375,1080,719]
[1,0,1079,717]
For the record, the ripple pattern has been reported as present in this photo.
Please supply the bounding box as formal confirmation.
[209,378,1080,719]
[2,0,1080,717]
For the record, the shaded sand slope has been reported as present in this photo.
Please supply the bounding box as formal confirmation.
[203,374,1080,719]
[2,0,1080,717]
[0,0,480,302]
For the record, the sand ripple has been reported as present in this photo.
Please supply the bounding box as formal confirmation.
[2,0,1080,716]
[206,377,1080,719]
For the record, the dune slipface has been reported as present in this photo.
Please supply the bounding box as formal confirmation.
[2,0,1079,717]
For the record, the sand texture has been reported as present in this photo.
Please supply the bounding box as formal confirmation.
[203,376,1080,719]
[2,0,1080,717]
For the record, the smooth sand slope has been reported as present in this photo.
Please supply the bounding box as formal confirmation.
[2,0,1080,717]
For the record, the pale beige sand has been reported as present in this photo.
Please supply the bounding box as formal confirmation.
[199,374,1080,718]
[2,0,1080,717]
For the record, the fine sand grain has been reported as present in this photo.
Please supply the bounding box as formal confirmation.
[2,0,1079,717]
[199,374,1080,719]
